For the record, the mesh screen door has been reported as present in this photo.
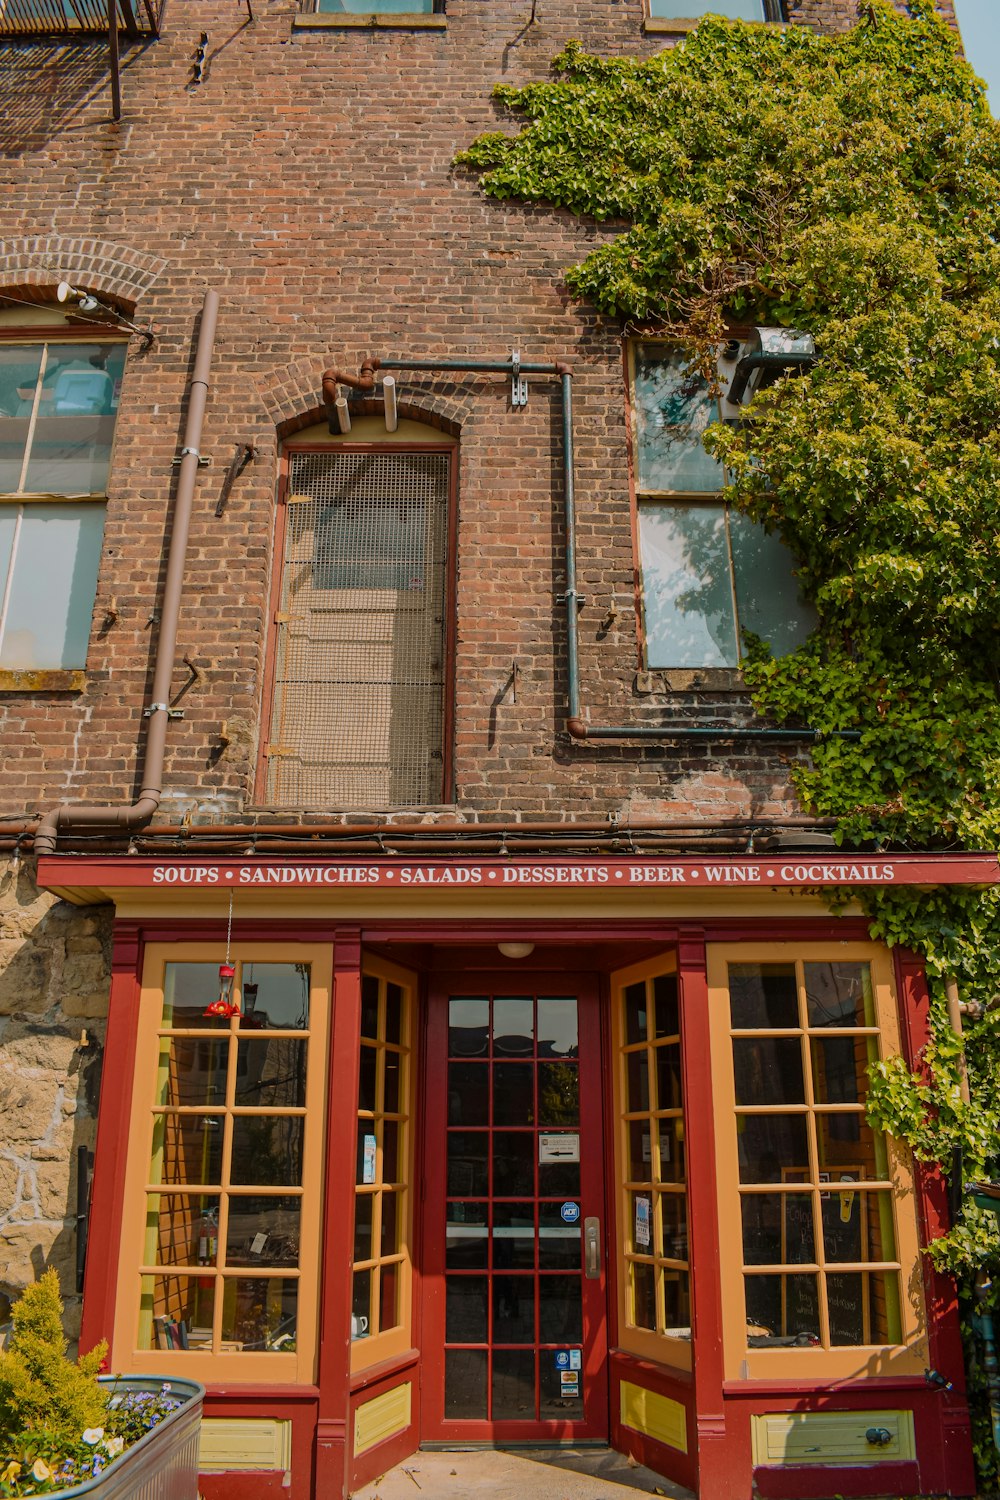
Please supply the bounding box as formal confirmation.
[265,449,450,807]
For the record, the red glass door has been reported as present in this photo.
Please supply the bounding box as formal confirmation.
[421,975,608,1440]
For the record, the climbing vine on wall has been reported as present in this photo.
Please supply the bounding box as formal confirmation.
[460,1,1000,1483]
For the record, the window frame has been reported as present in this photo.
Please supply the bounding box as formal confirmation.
[112,942,332,1385]
[256,437,458,809]
[611,953,692,1372]
[350,954,417,1375]
[0,322,126,681]
[643,0,782,29]
[706,942,927,1381]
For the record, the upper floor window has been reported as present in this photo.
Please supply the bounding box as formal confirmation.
[0,329,125,674]
[629,343,814,671]
[260,418,455,809]
[298,0,443,14]
[647,1,773,20]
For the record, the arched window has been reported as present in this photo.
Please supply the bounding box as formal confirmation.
[259,415,456,808]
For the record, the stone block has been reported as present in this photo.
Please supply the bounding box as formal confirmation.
[0,941,51,1015]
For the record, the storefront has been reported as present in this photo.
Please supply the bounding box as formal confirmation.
[36,852,989,1500]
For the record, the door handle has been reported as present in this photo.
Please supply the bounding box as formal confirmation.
[584,1217,601,1280]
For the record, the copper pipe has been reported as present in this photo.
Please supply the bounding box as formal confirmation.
[34,291,221,856]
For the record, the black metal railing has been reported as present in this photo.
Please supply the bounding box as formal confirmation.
[0,0,161,38]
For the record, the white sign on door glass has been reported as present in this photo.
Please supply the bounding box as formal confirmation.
[539,1133,580,1163]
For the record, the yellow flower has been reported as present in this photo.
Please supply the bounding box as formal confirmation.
[31,1458,52,1481]
[0,1461,21,1483]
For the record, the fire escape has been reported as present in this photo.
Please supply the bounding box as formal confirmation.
[0,1,163,119]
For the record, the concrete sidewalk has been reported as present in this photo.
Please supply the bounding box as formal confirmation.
[351,1447,695,1500]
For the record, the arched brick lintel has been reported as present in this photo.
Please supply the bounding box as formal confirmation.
[0,236,169,312]
[259,360,471,441]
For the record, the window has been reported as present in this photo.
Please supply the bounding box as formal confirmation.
[629,343,814,670]
[298,0,443,15]
[646,0,774,20]
[351,959,415,1372]
[262,436,454,807]
[114,945,332,1382]
[613,956,690,1370]
[707,945,926,1379]
[0,336,125,673]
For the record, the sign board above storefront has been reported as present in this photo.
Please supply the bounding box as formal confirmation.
[35,853,1000,896]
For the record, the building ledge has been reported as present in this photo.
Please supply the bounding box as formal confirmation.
[293,12,447,29]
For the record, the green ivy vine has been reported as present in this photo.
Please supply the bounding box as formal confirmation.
[459,2,1000,1486]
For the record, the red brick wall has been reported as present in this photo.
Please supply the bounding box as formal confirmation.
[0,0,961,830]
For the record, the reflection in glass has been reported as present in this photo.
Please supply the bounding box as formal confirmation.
[358,1045,377,1112]
[537,1062,579,1126]
[827,1271,900,1345]
[234,1038,307,1107]
[493,1276,535,1343]
[225,1195,300,1267]
[493,998,534,1055]
[446,1349,487,1419]
[811,1034,870,1106]
[626,1051,650,1113]
[541,1355,582,1416]
[447,1132,488,1196]
[222,1278,297,1352]
[639,502,738,669]
[381,1191,399,1257]
[632,1261,656,1331]
[352,1267,371,1334]
[230,1115,304,1186]
[741,1193,815,1265]
[633,345,722,494]
[655,1044,683,1110]
[729,508,815,658]
[361,975,379,1038]
[493,1349,535,1419]
[151,1114,224,1187]
[382,1118,399,1184]
[448,1062,489,1126]
[449,998,488,1057]
[354,1193,373,1263]
[625,982,647,1045]
[660,1192,688,1262]
[815,1112,883,1179]
[732,1036,804,1106]
[239,964,309,1030]
[150,1194,220,1267]
[628,1120,650,1182]
[663,1268,690,1330]
[804,962,875,1029]
[658,1117,686,1183]
[21,343,125,495]
[653,975,679,1038]
[447,1276,487,1343]
[729,964,798,1030]
[538,1158,580,1197]
[538,1204,580,1269]
[537,997,578,1056]
[385,983,403,1045]
[162,964,228,1028]
[737,1114,809,1183]
[493,1133,534,1197]
[157,1037,227,1108]
[447,1202,488,1269]
[539,1275,581,1344]
[384,1050,402,1114]
[380,1262,400,1333]
[0,503,106,671]
[493,1203,535,1270]
[493,1063,534,1126]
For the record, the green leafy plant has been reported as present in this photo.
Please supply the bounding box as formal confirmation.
[461,3,1000,1489]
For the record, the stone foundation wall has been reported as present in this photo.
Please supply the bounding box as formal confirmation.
[0,866,110,1339]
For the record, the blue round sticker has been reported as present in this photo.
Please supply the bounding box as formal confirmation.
[561,1201,580,1224]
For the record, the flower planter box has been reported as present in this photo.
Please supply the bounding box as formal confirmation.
[51,1376,204,1500]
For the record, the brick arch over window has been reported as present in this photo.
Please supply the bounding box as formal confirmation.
[257,360,471,441]
[0,237,168,312]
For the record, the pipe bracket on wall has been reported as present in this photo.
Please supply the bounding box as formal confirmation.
[511,350,528,408]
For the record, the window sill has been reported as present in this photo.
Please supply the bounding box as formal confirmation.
[293,12,447,29]
[642,16,783,32]
[0,669,86,693]
[636,668,745,694]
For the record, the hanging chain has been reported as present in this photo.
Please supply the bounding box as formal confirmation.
[225,886,233,967]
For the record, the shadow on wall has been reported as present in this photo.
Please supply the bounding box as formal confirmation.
[0,40,141,158]
[0,860,112,1347]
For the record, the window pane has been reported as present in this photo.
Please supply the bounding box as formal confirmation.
[448,1061,489,1125]
[655,1043,683,1110]
[658,1117,686,1183]
[662,1267,690,1330]
[626,1050,650,1113]
[354,1192,374,1263]
[380,1262,401,1332]
[151,1115,224,1186]
[222,1278,297,1352]
[811,1034,874,1105]
[537,1061,578,1126]
[827,1271,900,1345]
[0,346,43,491]
[628,1119,651,1182]
[732,1036,805,1106]
[653,974,679,1038]
[0,502,104,669]
[741,1193,815,1265]
[804,962,876,1028]
[162,963,229,1027]
[736,1113,809,1182]
[492,1348,535,1418]
[745,1273,820,1345]
[241,963,310,1029]
[225,1195,301,1267]
[638,502,739,668]
[235,1039,307,1107]
[447,1201,488,1269]
[631,1261,656,1330]
[815,1112,884,1179]
[449,997,488,1056]
[660,1192,688,1262]
[157,1037,227,1108]
[149,1194,220,1268]
[624,982,648,1045]
[537,997,578,1056]
[494,1062,534,1125]
[139,1274,213,1351]
[729,508,815,656]
[632,346,723,493]
[447,1276,487,1342]
[315,0,435,13]
[729,963,798,1029]
[445,1350,487,1419]
[230,1116,304,1186]
[538,1202,581,1270]
[649,0,763,15]
[23,344,125,494]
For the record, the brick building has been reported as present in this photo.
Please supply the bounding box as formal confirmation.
[0,0,991,1496]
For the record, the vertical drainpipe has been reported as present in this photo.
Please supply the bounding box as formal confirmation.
[34,290,220,856]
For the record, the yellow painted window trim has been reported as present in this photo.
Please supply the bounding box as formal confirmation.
[611,952,692,1372]
[350,953,417,1375]
[706,942,927,1381]
[114,942,332,1385]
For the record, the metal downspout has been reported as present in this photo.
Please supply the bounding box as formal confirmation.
[331,353,857,746]
[34,290,221,856]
